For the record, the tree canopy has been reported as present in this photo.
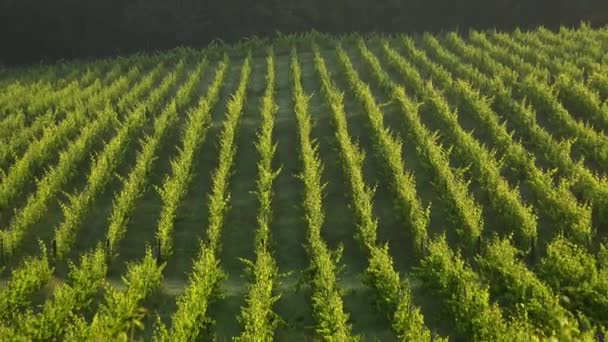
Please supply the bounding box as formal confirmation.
[0,0,605,64]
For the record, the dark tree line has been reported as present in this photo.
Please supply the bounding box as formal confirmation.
[0,0,606,65]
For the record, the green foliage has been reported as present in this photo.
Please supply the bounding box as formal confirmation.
[445,29,608,235]
[0,61,167,256]
[13,247,108,340]
[539,236,608,327]
[416,236,519,340]
[378,42,484,251]
[0,242,53,324]
[3,25,608,341]
[555,74,608,133]
[291,47,356,341]
[68,249,164,340]
[236,48,281,341]
[155,247,224,341]
[312,43,378,248]
[54,56,184,259]
[404,35,542,248]
[155,56,230,258]
[0,110,56,172]
[156,54,251,341]
[54,104,146,258]
[327,42,434,340]
[519,75,608,170]
[0,98,106,212]
[477,236,578,335]
[458,29,608,171]
[413,34,595,246]
[589,72,608,100]
[342,41,429,252]
[206,55,252,251]
[1,106,115,256]
[107,57,201,255]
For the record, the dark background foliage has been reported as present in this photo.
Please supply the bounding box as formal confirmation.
[0,0,607,65]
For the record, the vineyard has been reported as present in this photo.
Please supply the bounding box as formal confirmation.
[1,25,608,341]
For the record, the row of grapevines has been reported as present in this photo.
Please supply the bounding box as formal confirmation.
[0,61,129,173]
[0,56,102,91]
[156,55,251,341]
[477,236,584,337]
[487,31,563,77]
[173,59,209,110]
[289,48,355,340]
[0,60,91,100]
[444,31,608,231]
[116,60,170,112]
[506,29,594,81]
[203,55,251,250]
[1,107,117,254]
[342,41,429,250]
[398,36,600,337]
[0,77,54,108]
[53,63,184,258]
[52,60,127,111]
[39,58,204,340]
[0,65,101,117]
[589,72,608,101]
[3,247,108,339]
[328,43,434,340]
[501,31,608,133]
[474,32,608,171]
[0,243,53,324]
[22,70,110,119]
[236,48,281,341]
[0,97,98,204]
[370,42,484,250]
[312,43,381,247]
[457,82,592,243]
[155,55,229,258]
[64,59,208,340]
[359,41,547,337]
[514,28,605,71]
[11,72,177,336]
[107,58,206,254]
[68,249,164,340]
[534,29,608,98]
[1,53,168,117]
[534,25,606,62]
[67,63,132,110]
[554,74,608,133]
[0,88,135,256]
[0,65,142,214]
[499,31,608,132]
[416,236,537,340]
[459,31,547,83]
[19,61,132,120]
[1,64,65,90]
[383,38,542,247]
[434,33,608,330]
[469,31,548,81]
[0,58,188,339]
[537,236,608,328]
[0,111,54,172]
[0,110,33,142]
[500,30,583,79]
[413,35,592,244]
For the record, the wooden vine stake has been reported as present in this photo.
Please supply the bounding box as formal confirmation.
[51,239,57,259]
[0,236,4,265]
